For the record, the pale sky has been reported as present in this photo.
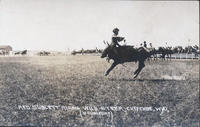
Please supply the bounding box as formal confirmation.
[0,0,199,51]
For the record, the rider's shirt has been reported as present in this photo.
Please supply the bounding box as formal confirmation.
[111,34,124,47]
[144,43,147,48]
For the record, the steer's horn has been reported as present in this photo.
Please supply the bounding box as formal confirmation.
[103,40,106,45]
[106,41,109,46]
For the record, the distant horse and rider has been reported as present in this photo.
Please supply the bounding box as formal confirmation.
[101,28,154,79]
[71,48,102,55]
[14,50,28,55]
[157,47,173,60]
[38,51,51,56]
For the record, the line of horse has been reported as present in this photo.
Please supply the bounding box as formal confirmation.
[0,45,199,59]
[154,45,199,60]
[14,50,28,55]
[0,50,28,56]
[0,50,8,55]
[0,50,52,56]
[71,45,199,60]
[71,48,102,55]
[37,51,51,56]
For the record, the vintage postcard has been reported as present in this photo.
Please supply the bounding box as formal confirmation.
[0,0,199,126]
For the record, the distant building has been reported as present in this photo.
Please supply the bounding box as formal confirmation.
[0,45,13,55]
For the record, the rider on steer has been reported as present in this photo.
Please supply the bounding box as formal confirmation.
[143,41,150,52]
[111,28,125,55]
[143,41,147,48]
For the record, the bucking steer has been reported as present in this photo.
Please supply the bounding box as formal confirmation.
[101,44,154,79]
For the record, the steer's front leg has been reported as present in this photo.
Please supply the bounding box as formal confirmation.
[105,62,118,76]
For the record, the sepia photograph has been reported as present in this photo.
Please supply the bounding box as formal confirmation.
[0,0,199,126]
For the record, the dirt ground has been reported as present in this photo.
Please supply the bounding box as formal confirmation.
[0,55,199,127]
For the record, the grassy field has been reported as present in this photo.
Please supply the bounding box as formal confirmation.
[0,55,199,127]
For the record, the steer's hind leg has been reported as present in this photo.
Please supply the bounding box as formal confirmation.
[134,65,140,75]
[133,61,145,79]
[105,62,118,76]
[133,61,142,75]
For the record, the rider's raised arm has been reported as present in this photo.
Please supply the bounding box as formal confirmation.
[112,36,122,47]
[116,41,121,47]
[117,36,125,42]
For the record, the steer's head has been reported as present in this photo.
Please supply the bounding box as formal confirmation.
[101,41,110,58]
[101,47,109,58]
